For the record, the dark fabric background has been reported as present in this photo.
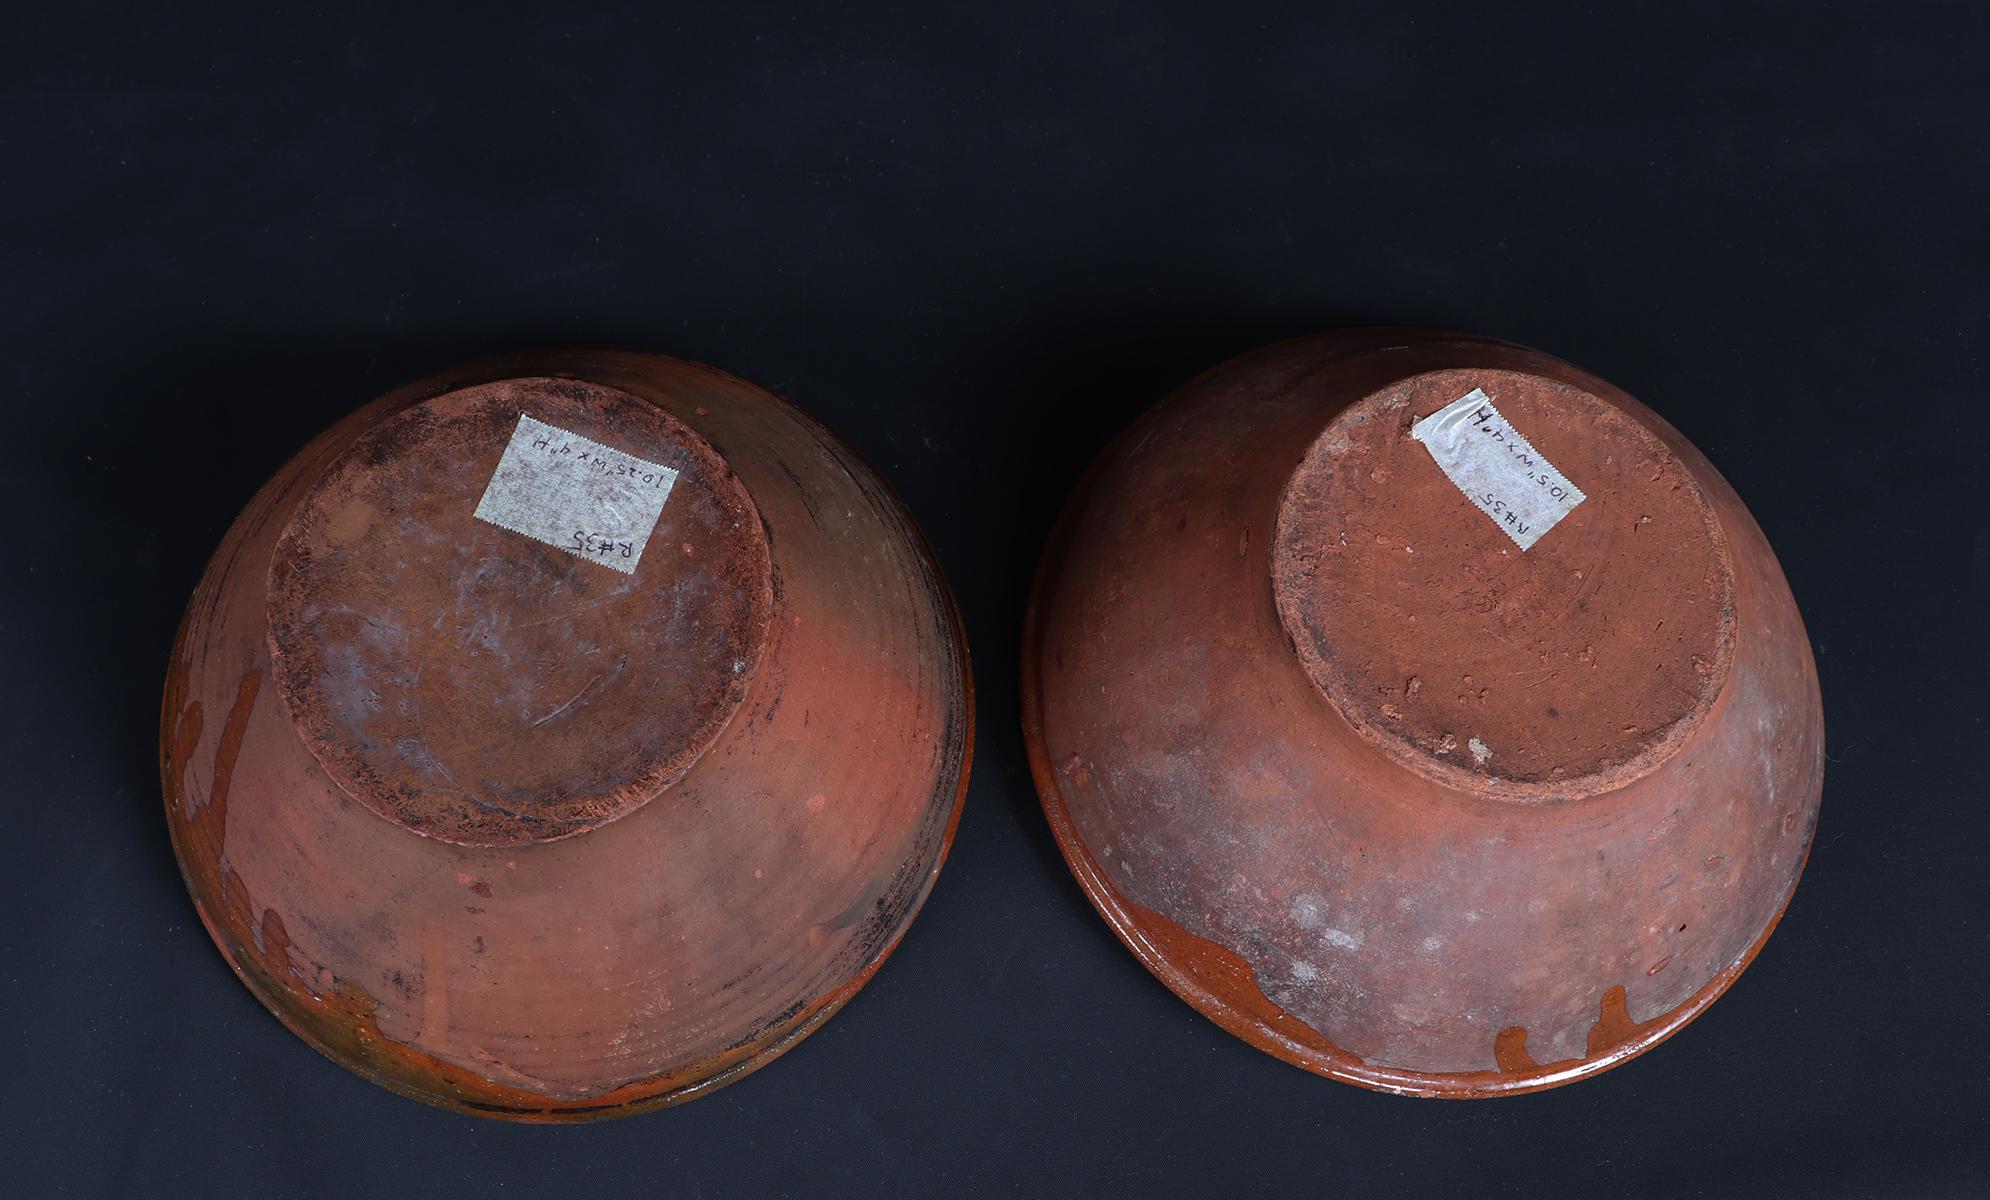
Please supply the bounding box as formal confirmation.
[3,3,1984,1196]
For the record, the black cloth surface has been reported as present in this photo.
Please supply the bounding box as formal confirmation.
[3,4,1984,1196]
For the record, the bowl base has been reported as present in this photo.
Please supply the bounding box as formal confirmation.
[265,376,774,846]
[1273,366,1738,799]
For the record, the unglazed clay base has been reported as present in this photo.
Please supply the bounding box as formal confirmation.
[1023,328,1821,1096]
[164,350,972,1120]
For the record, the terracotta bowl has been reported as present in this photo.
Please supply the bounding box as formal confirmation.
[162,349,972,1120]
[1022,328,1822,1096]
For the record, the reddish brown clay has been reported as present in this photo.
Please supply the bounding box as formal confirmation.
[163,350,972,1120]
[1022,328,1822,1096]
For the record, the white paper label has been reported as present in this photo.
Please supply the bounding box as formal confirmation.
[472,414,680,574]
[1410,388,1585,551]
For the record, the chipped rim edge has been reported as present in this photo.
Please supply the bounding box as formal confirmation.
[1016,332,1820,1099]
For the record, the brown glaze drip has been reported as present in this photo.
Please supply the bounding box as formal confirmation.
[1586,985,1664,1057]
[259,907,295,977]
[210,670,261,815]
[1069,820,1786,1096]
[222,914,871,1122]
[1493,1026,1537,1073]
[1022,329,1823,1097]
[1491,985,1663,1075]
[162,352,975,1121]
[174,668,873,1121]
[1062,816,1716,1096]
[166,684,203,794]
[163,665,261,902]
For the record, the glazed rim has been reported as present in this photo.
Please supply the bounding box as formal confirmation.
[1023,719,1813,1097]
[164,356,977,1121]
[1019,351,1815,1097]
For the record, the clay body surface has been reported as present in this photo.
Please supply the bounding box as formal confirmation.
[163,350,973,1120]
[1023,328,1823,1095]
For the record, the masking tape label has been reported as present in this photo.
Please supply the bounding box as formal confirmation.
[1411,388,1585,551]
[472,414,679,573]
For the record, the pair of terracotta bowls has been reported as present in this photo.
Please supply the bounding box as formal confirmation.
[162,330,1822,1120]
